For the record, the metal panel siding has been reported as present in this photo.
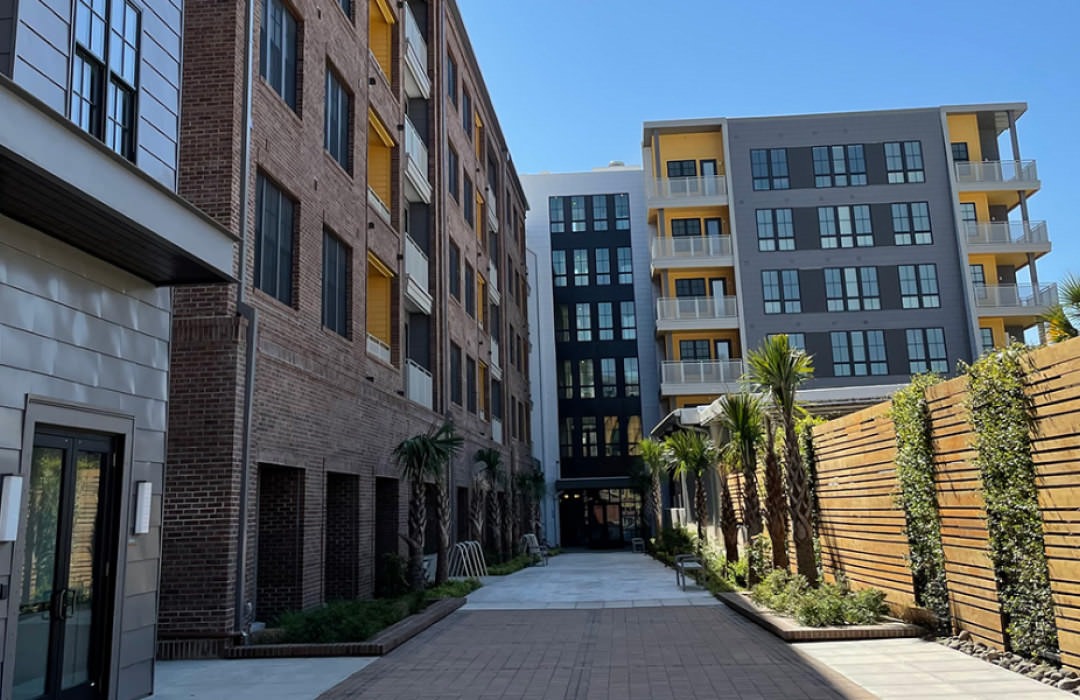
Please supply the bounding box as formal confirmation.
[10,0,69,110]
[137,0,183,187]
[728,110,974,386]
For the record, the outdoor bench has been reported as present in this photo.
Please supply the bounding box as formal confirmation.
[675,553,704,590]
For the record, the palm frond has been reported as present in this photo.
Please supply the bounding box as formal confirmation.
[1040,303,1079,343]
[663,429,717,479]
[745,334,813,414]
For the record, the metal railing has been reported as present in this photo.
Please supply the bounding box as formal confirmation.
[973,283,1058,308]
[403,5,427,71]
[491,417,503,444]
[646,175,726,200]
[490,337,500,369]
[488,260,499,296]
[651,235,733,261]
[661,360,745,386]
[367,187,391,225]
[964,220,1048,246]
[486,193,498,231]
[404,118,428,179]
[404,234,429,287]
[366,333,391,363]
[954,159,1038,185]
[405,359,433,409]
[656,296,738,321]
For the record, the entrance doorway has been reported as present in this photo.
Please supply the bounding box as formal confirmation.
[558,488,643,549]
[14,429,121,700]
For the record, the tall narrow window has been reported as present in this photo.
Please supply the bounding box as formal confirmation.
[581,417,598,457]
[597,302,614,340]
[447,147,459,201]
[555,305,570,342]
[617,247,633,284]
[756,209,794,251]
[324,66,351,171]
[449,242,461,299]
[551,250,567,287]
[595,248,611,285]
[573,249,589,286]
[604,416,621,456]
[892,202,933,245]
[885,141,925,183]
[464,263,475,317]
[576,303,592,341]
[620,302,636,340]
[824,267,880,311]
[322,230,349,336]
[979,328,995,354]
[831,330,887,376]
[549,196,565,233]
[254,174,295,305]
[592,195,608,230]
[260,0,297,109]
[461,88,472,139]
[466,357,477,413]
[560,417,573,458]
[570,196,586,232]
[449,343,462,405]
[600,358,617,398]
[819,205,873,248]
[614,193,630,230]
[558,361,573,399]
[906,328,948,374]
[762,270,800,314]
[623,358,640,397]
[751,148,789,190]
[578,360,595,399]
[899,264,941,308]
[446,52,458,106]
[463,174,474,225]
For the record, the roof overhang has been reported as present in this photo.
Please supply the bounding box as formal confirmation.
[554,477,635,491]
[0,77,235,286]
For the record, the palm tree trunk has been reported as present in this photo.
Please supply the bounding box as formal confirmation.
[434,473,451,584]
[741,448,763,540]
[407,477,427,591]
[487,490,502,560]
[694,472,708,544]
[651,474,663,538]
[719,474,739,562]
[763,425,790,570]
[784,418,818,586]
[470,477,486,542]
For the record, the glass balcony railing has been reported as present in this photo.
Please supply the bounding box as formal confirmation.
[405,359,433,409]
[973,283,1057,309]
[646,175,726,202]
[656,296,738,322]
[661,360,744,388]
[964,220,1048,246]
[367,333,391,363]
[954,160,1038,186]
[651,235,733,262]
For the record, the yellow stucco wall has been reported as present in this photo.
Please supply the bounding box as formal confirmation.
[669,330,741,359]
[654,131,725,177]
[947,114,984,162]
[664,269,737,296]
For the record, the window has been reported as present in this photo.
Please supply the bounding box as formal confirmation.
[979,328,995,354]
[446,52,458,106]
[466,357,477,413]
[899,264,941,308]
[756,209,794,252]
[907,328,948,374]
[555,305,569,342]
[592,195,608,230]
[72,0,140,159]
[573,249,589,286]
[570,196,586,232]
[448,147,459,201]
[762,270,800,314]
[768,333,806,352]
[597,303,614,340]
[604,416,621,456]
[558,361,573,399]
[578,360,595,399]
[892,202,932,245]
[600,358,618,398]
[476,276,486,327]
[549,196,565,233]
[254,174,295,305]
[492,379,502,420]
[885,141,925,183]
[626,416,642,454]
[551,250,567,287]
[478,362,488,417]
[576,303,592,341]
[614,193,630,230]
[812,145,867,187]
[825,267,880,312]
[450,343,462,404]
[461,88,472,139]
[751,148,789,190]
[581,417,598,457]
[617,247,632,284]
[960,202,977,236]
[449,243,461,299]
[324,67,351,171]
[464,263,475,317]
[951,142,970,162]
[671,218,702,237]
[666,160,696,177]
[831,330,887,376]
[620,302,636,340]
[680,339,711,360]
[322,230,349,336]
[675,278,706,297]
[260,0,297,109]
[819,205,873,248]
[595,249,611,285]
[560,418,573,458]
[623,358,640,397]
[463,174,474,225]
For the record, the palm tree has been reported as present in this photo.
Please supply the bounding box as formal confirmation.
[762,416,790,570]
[475,447,505,561]
[664,429,718,544]
[469,473,488,542]
[746,334,817,585]
[638,438,666,538]
[716,458,740,564]
[517,467,546,538]
[393,421,463,590]
[716,393,766,577]
[1040,274,1080,342]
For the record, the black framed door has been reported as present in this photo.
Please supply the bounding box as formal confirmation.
[14,429,120,700]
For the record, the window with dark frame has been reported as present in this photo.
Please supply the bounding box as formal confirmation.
[979,328,995,354]
[551,250,567,287]
[581,417,598,457]
[614,193,630,230]
[492,379,503,420]
[762,269,800,314]
[819,205,873,248]
[578,359,595,399]
[892,202,933,245]
[751,148,790,190]
[666,160,696,178]
[595,248,611,285]
[617,247,632,284]
[885,141,925,183]
[831,330,887,376]
[324,66,351,171]
[463,174,474,225]
[448,147,459,201]
[450,343,462,404]
[756,208,794,251]
[558,361,572,399]
[604,415,621,456]
[449,242,461,298]
[824,267,881,312]
[767,332,806,352]
[907,328,948,374]
[623,358,640,397]
[466,357,477,413]
[592,195,608,230]
[620,302,636,340]
[600,358,617,398]
[464,262,475,317]
[549,196,565,233]
[570,196,586,232]
[671,218,702,237]
[812,144,867,187]
[679,339,710,361]
[951,142,970,162]
[254,173,295,305]
[559,417,573,458]
[597,302,614,340]
[446,52,458,107]
[260,0,297,110]
[572,249,588,286]
[899,264,941,308]
[462,88,472,138]
[575,303,592,341]
[322,229,349,336]
[674,278,706,297]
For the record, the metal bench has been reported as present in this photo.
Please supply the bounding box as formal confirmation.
[631,537,645,553]
[675,553,704,590]
[521,533,547,566]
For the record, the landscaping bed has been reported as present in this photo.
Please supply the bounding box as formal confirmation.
[719,591,923,642]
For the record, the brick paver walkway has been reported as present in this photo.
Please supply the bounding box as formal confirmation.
[319,605,871,699]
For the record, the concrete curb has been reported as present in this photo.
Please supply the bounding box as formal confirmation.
[717,591,926,642]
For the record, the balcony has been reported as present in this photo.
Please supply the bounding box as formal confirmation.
[367,333,391,364]
[491,417,503,444]
[367,187,391,226]
[402,5,430,99]
[404,235,433,314]
[651,235,734,272]
[660,360,744,397]
[403,118,432,204]
[486,191,498,233]
[954,160,1040,207]
[964,221,1050,264]
[655,296,739,332]
[646,175,727,210]
[973,283,1057,325]
[487,259,500,304]
[490,337,501,377]
[405,359,434,410]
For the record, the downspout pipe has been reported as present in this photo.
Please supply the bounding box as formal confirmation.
[234,0,258,643]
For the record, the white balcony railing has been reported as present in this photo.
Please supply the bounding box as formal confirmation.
[964,220,1049,246]
[646,175,727,201]
[656,296,739,322]
[402,5,430,98]
[487,259,500,302]
[486,192,498,232]
[367,333,391,363]
[403,117,432,203]
[651,235,733,262]
[954,160,1038,186]
[404,5,427,70]
[974,283,1057,309]
[405,235,429,288]
[490,337,501,370]
[661,360,744,387]
[491,417,503,444]
[405,359,433,409]
[367,187,391,225]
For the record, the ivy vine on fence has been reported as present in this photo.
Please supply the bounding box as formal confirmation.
[965,345,1057,658]
[891,373,949,632]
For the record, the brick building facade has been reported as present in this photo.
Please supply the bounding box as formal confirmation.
[160,0,532,656]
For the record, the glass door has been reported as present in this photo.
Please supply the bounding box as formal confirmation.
[700,159,718,195]
[14,431,118,700]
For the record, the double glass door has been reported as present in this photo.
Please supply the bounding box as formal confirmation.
[14,430,119,700]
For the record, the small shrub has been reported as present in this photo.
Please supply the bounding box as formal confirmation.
[375,553,409,598]
[488,554,533,576]
[424,578,481,601]
[652,527,695,556]
[845,588,888,625]
[795,584,846,626]
[751,571,885,627]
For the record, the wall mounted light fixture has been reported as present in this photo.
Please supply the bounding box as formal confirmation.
[0,475,23,541]
[134,481,153,535]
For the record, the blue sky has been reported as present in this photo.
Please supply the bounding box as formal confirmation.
[457,0,1080,286]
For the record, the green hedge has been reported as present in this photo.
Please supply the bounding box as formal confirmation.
[750,569,886,627]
